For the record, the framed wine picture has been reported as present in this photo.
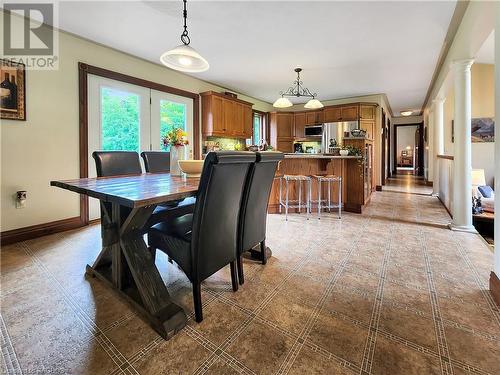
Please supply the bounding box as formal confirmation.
[1,60,26,121]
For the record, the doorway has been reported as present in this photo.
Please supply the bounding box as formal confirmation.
[393,123,424,176]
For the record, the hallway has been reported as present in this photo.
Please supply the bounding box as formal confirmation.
[383,174,433,195]
[1,188,498,374]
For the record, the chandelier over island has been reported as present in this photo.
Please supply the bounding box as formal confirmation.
[160,0,209,73]
[273,67,323,109]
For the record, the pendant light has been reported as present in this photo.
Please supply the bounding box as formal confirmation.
[273,67,323,109]
[160,0,209,73]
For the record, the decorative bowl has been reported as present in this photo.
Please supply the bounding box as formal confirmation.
[178,160,204,177]
[350,129,366,138]
[339,149,349,156]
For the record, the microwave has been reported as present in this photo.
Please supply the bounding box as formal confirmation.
[304,124,323,137]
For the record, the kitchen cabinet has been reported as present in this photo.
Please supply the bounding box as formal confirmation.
[360,120,375,141]
[340,105,359,121]
[201,91,253,138]
[360,104,376,120]
[305,110,323,125]
[270,112,295,152]
[294,112,306,138]
[323,107,342,122]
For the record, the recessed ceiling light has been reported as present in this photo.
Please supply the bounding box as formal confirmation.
[400,110,413,116]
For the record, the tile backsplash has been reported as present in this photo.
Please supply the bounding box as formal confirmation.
[204,136,249,152]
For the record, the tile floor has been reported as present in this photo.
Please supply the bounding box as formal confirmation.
[1,188,499,374]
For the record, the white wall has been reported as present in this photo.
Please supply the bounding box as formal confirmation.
[0,18,273,232]
[443,64,495,186]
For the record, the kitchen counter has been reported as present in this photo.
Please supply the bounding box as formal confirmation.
[284,153,361,159]
[268,153,369,214]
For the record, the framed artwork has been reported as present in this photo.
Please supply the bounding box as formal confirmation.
[1,59,26,121]
[451,118,495,143]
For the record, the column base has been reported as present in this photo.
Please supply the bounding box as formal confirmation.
[447,222,477,233]
[490,272,500,308]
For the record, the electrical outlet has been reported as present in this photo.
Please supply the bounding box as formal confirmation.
[16,190,27,209]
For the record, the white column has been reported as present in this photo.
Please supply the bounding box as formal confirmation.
[427,109,434,183]
[450,59,475,232]
[432,98,445,196]
[494,8,500,280]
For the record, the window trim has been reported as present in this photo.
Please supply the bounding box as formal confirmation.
[79,62,200,225]
[252,109,268,145]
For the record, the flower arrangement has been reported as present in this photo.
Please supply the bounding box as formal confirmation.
[162,127,189,147]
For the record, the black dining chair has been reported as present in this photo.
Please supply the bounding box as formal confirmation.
[93,151,142,177]
[91,151,192,232]
[140,151,196,213]
[148,151,256,322]
[237,151,283,285]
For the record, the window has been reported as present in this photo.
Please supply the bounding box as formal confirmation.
[252,111,266,145]
[159,100,187,151]
[101,87,141,151]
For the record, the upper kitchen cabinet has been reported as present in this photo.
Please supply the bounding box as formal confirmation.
[323,107,342,122]
[294,112,306,138]
[201,91,253,138]
[305,110,323,125]
[360,104,376,120]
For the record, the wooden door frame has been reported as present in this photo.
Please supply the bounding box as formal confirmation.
[78,62,201,225]
[387,119,391,178]
[381,109,386,185]
[392,122,424,176]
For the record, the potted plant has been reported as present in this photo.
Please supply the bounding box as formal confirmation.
[163,127,189,176]
[339,146,349,156]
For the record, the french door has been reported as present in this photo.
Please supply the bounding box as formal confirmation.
[87,75,194,220]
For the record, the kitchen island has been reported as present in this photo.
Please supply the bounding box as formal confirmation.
[268,153,370,214]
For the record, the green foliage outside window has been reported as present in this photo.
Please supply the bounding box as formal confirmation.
[253,113,261,144]
[101,87,140,151]
[160,100,186,151]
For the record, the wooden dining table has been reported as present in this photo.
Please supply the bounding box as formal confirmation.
[51,173,200,339]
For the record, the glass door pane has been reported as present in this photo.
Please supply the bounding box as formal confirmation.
[151,90,194,157]
[87,75,150,220]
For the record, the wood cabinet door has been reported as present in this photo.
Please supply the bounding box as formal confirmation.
[341,105,359,121]
[212,96,225,134]
[277,113,294,139]
[323,107,342,122]
[223,99,236,134]
[276,140,294,153]
[294,112,306,138]
[360,120,374,140]
[360,105,375,120]
[233,103,244,137]
[243,106,252,138]
[305,111,317,125]
[315,110,324,124]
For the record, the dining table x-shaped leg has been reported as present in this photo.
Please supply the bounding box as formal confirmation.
[86,201,187,340]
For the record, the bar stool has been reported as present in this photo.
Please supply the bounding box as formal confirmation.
[314,175,342,219]
[277,175,312,221]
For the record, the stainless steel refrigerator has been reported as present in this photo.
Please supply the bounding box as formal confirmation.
[321,121,358,153]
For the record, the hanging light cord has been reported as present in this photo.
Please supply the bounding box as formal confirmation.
[180,0,191,45]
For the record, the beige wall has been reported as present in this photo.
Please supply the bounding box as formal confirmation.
[0,24,273,232]
[443,63,495,185]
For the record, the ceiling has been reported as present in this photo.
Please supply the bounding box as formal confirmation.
[54,1,457,114]
[475,31,494,64]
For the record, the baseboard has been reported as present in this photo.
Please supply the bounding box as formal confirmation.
[1,217,84,246]
[376,185,382,191]
[490,272,500,308]
[437,196,453,219]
